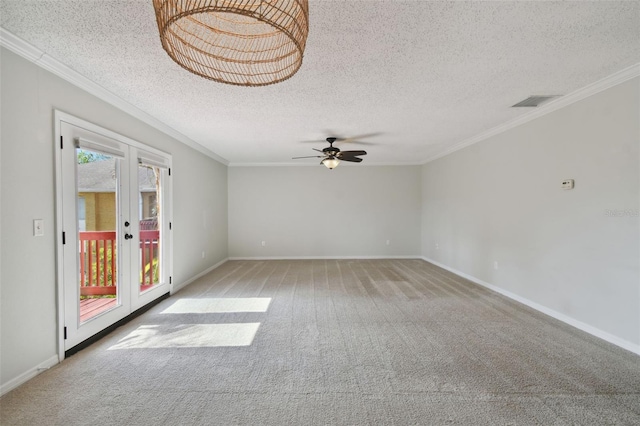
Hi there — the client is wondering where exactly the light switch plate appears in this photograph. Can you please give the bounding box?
[34,219,44,236]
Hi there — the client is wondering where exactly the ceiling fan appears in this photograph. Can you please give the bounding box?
[292,137,367,169]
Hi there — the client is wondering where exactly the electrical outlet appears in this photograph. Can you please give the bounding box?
[201,251,206,259]
[493,261,499,270]
[386,240,390,246]
[561,179,574,190]
[435,243,439,250]
[261,241,266,247]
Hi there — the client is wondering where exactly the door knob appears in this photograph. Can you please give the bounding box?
[124,221,130,227]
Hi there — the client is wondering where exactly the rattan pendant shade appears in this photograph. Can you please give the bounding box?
[152,0,309,86]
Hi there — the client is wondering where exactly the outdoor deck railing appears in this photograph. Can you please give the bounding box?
[140,230,159,287]
[79,230,159,296]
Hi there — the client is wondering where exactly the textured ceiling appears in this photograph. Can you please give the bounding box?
[1,1,639,165]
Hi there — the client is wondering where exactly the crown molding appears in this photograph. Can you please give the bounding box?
[422,63,640,164]
[228,161,424,167]
[0,27,229,166]
[229,162,323,167]
[0,27,43,62]
[4,27,636,169]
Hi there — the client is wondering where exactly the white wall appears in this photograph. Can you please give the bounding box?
[229,166,421,258]
[0,48,228,390]
[172,151,228,288]
[1,40,637,397]
[421,77,640,350]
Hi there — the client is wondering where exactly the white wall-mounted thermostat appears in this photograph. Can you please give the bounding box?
[561,179,574,190]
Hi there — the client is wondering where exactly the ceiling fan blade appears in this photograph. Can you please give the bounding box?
[339,150,367,157]
[312,148,324,153]
[300,133,381,145]
[339,156,363,163]
[336,133,381,144]
[292,155,324,159]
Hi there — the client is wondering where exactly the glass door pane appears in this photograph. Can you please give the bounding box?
[59,115,170,353]
[138,163,162,292]
[76,148,119,322]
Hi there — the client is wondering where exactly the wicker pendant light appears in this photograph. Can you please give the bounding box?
[152,0,309,87]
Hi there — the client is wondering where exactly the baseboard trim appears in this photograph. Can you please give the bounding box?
[421,257,640,356]
[228,255,423,261]
[1,354,59,397]
[2,257,231,395]
[172,258,229,293]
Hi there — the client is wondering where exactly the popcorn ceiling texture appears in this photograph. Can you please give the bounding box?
[1,1,639,164]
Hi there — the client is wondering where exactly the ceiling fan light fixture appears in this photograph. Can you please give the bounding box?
[152,0,309,87]
[322,157,340,169]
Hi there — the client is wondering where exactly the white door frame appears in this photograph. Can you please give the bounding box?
[54,110,173,361]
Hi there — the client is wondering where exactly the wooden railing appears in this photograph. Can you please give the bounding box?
[79,231,116,296]
[79,230,159,296]
[140,230,159,287]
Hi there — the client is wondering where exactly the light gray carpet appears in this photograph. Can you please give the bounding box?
[2,259,639,425]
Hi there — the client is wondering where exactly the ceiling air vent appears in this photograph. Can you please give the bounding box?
[512,95,560,108]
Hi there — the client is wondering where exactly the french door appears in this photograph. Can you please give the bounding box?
[56,113,172,353]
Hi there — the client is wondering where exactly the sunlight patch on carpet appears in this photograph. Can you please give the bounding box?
[108,323,261,349]
[161,298,272,314]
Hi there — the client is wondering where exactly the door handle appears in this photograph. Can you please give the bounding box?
[124,233,133,240]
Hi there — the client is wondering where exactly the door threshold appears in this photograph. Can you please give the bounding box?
[64,292,169,358]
